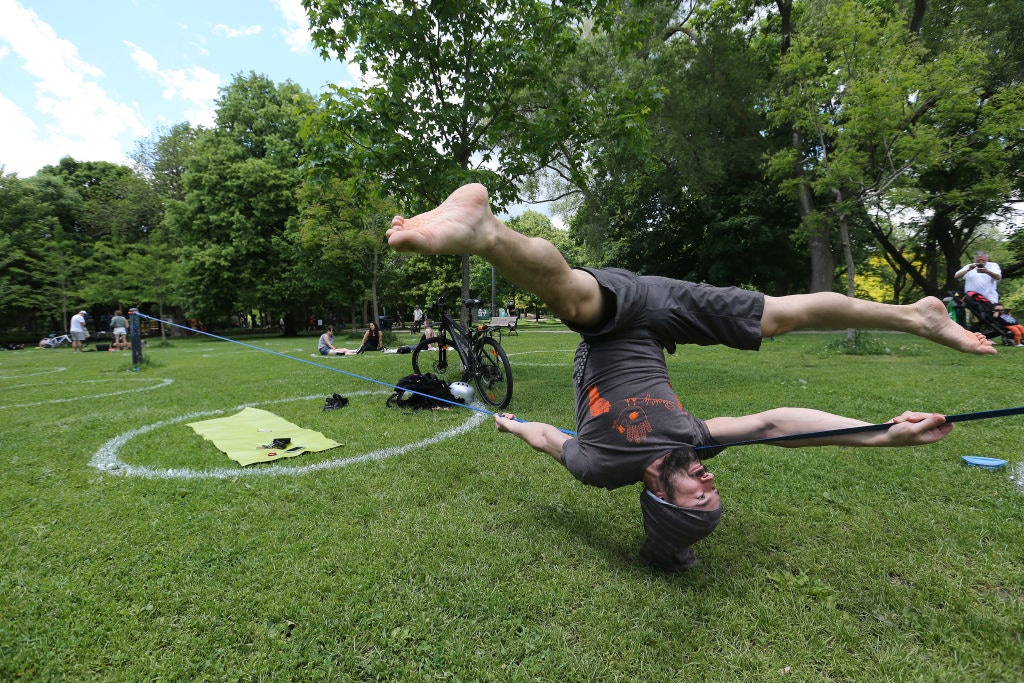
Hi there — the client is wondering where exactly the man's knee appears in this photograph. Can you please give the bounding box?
[551,269,606,327]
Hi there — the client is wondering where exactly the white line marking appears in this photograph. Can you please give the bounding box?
[0,378,174,410]
[0,366,68,379]
[89,391,487,480]
[505,349,575,367]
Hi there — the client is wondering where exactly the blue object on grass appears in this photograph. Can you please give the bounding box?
[961,456,1008,470]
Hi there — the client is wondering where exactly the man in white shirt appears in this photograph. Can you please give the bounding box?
[69,310,89,352]
[956,251,1002,303]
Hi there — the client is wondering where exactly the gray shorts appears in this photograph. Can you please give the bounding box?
[569,267,765,352]
[70,331,87,342]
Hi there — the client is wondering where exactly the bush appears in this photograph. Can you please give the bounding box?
[824,330,892,355]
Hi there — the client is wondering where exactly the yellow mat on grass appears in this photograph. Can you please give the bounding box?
[187,407,341,466]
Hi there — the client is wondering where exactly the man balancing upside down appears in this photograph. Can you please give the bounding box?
[387,183,995,571]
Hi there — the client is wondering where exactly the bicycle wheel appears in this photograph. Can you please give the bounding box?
[411,336,462,382]
[473,337,513,409]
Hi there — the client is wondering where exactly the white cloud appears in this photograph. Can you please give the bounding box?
[212,23,262,39]
[274,0,312,53]
[0,0,148,174]
[0,92,41,176]
[125,41,219,127]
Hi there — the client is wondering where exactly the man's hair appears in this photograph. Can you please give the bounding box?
[639,446,722,572]
[658,447,699,498]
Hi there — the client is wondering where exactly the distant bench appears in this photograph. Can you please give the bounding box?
[486,316,518,335]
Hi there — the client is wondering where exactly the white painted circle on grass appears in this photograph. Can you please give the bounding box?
[89,391,487,480]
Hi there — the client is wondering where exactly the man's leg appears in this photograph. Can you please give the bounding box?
[388,184,605,328]
[762,292,996,355]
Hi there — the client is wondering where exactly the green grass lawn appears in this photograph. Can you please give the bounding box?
[2,325,1022,681]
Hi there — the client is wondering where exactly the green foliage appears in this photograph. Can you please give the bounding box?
[562,0,809,292]
[823,330,896,356]
[4,0,1022,337]
[304,0,593,209]
[165,73,315,320]
[0,169,84,330]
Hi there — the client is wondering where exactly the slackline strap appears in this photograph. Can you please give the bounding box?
[695,405,1024,450]
[132,313,1022,444]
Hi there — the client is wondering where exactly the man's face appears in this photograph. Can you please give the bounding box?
[667,461,720,510]
[976,255,989,266]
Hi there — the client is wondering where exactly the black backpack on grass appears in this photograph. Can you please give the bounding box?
[386,373,458,411]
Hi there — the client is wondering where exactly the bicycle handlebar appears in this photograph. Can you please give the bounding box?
[428,294,482,312]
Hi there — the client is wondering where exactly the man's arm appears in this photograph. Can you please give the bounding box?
[494,413,571,463]
[705,408,952,448]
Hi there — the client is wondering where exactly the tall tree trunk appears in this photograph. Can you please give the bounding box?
[779,0,834,293]
[834,188,857,342]
[370,245,380,329]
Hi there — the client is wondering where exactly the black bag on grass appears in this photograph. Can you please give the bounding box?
[386,373,458,411]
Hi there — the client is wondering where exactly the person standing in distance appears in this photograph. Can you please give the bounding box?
[955,251,1001,303]
[109,309,128,350]
[69,310,89,352]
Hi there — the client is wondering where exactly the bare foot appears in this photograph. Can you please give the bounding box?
[387,183,497,256]
[914,297,997,355]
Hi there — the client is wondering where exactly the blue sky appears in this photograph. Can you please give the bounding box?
[0,0,359,177]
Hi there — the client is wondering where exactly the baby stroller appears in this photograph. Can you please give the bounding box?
[962,292,1015,346]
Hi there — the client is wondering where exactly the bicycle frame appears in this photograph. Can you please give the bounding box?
[39,333,73,348]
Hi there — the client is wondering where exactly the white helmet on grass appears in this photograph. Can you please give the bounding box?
[449,381,475,403]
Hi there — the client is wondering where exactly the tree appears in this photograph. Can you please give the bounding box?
[292,174,401,330]
[303,0,593,323]
[558,0,808,293]
[165,73,315,323]
[130,123,205,340]
[471,210,590,317]
[0,171,77,331]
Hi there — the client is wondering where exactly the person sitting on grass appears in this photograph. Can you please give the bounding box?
[387,183,995,571]
[356,321,385,353]
[318,326,358,356]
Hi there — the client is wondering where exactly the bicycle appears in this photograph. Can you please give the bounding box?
[411,295,514,409]
[38,333,74,349]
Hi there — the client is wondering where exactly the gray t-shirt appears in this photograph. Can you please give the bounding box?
[559,268,764,489]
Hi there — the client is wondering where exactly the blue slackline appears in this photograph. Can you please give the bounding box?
[133,313,557,428]
[135,314,1022,446]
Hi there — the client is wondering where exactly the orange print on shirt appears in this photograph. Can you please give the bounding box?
[613,406,654,444]
[588,386,611,417]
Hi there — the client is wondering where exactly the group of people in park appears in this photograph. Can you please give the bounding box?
[318,321,386,356]
[61,309,129,352]
[316,314,439,357]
